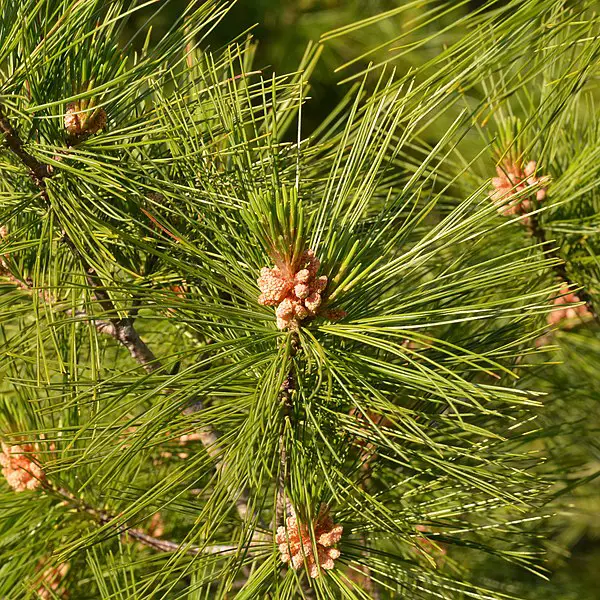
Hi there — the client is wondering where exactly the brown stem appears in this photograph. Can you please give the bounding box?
[88,314,160,374]
[59,231,163,373]
[274,334,322,600]
[0,106,52,185]
[52,486,240,556]
[69,303,252,522]
[276,421,289,527]
[276,336,298,528]
[528,213,600,324]
[351,420,381,598]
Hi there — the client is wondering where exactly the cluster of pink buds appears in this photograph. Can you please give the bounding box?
[258,249,341,330]
[276,504,343,578]
[0,442,45,492]
[547,284,592,328]
[490,160,547,225]
[36,562,70,600]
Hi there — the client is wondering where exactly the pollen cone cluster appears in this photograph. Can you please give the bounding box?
[276,505,343,578]
[36,563,70,600]
[64,102,106,137]
[490,160,547,224]
[0,442,45,492]
[548,284,592,328]
[258,249,345,329]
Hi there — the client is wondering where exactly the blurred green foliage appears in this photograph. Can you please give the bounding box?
[127,0,487,135]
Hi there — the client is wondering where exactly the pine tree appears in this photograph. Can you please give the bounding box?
[1,1,599,598]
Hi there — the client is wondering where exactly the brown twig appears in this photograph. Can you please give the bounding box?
[73,308,161,374]
[0,106,52,185]
[348,410,385,599]
[276,401,290,528]
[53,486,241,556]
[70,280,253,522]
[276,335,298,528]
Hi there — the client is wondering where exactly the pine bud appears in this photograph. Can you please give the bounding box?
[257,248,344,330]
[276,504,343,578]
[64,102,107,137]
[490,159,548,225]
[0,441,45,492]
[36,562,69,600]
[294,283,310,299]
[304,291,322,315]
[547,284,592,328]
[258,267,292,306]
[294,269,311,284]
[276,298,295,319]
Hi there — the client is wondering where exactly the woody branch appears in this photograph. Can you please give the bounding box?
[0,104,253,524]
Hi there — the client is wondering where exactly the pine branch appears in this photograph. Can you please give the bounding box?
[276,392,291,528]
[275,337,327,600]
[4,3,595,595]
[52,486,241,556]
[0,107,254,525]
[69,307,160,374]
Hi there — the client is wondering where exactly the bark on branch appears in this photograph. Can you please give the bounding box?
[0,106,52,184]
[53,486,242,556]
